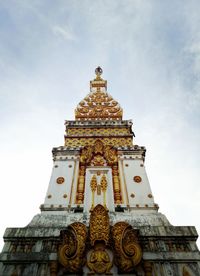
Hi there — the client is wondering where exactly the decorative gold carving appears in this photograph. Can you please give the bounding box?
[67,127,130,136]
[90,175,97,210]
[65,137,133,147]
[87,241,113,275]
[94,140,104,155]
[104,146,118,165]
[87,204,113,275]
[101,175,108,208]
[97,184,101,195]
[50,261,58,276]
[183,266,191,276]
[143,261,153,276]
[58,222,87,273]
[91,155,106,166]
[77,141,122,204]
[112,222,142,273]
[133,176,142,183]
[89,204,110,246]
[112,165,122,204]
[56,177,65,184]
[75,86,123,120]
[80,147,93,165]
[76,166,86,204]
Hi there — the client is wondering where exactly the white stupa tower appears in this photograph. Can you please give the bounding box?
[0,67,199,276]
[42,66,156,216]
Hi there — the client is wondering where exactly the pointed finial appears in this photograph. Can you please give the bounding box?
[90,66,107,91]
[95,66,103,79]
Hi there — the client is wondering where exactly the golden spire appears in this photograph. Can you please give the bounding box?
[75,67,123,121]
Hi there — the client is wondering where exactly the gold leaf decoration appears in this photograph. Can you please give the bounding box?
[75,91,123,120]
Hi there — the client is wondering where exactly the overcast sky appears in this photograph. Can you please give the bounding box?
[0,1,200,249]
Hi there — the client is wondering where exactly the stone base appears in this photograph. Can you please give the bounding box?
[0,212,200,275]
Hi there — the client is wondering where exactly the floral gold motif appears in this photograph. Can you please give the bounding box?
[89,204,110,246]
[91,155,106,166]
[56,177,65,184]
[133,176,142,183]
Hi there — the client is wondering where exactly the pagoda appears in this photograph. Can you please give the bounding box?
[0,67,200,275]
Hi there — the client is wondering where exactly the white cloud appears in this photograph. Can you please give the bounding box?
[52,25,76,41]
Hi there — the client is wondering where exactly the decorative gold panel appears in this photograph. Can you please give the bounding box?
[75,90,123,120]
[89,204,110,246]
[87,204,113,274]
[76,140,122,204]
[65,137,133,147]
[67,127,130,136]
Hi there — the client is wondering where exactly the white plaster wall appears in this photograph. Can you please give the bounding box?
[44,159,76,207]
[84,167,115,212]
[122,159,155,207]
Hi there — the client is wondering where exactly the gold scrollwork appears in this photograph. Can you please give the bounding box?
[58,222,87,273]
[111,222,142,273]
